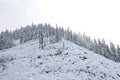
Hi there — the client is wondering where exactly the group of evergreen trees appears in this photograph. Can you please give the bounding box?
[0,30,13,50]
[0,23,120,62]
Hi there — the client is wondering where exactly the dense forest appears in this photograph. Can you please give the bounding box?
[0,23,120,62]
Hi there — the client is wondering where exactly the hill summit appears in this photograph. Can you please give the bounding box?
[0,39,120,80]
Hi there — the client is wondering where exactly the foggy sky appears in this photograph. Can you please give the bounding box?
[0,0,120,45]
[0,0,42,31]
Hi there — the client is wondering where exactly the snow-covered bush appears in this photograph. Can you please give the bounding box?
[55,42,65,56]
[55,48,62,55]
[0,56,13,64]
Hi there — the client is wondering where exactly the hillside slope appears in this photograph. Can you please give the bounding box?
[0,39,120,80]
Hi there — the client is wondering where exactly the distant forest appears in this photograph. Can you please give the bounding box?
[0,23,120,62]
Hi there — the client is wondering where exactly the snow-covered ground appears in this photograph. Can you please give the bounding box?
[0,39,120,80]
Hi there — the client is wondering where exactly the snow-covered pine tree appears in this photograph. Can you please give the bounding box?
[0,35,4,50]
[0,30,13,49]
[55,24,60,42]
[39,30,44,49]
[110,41,117,61]
[116,45,120,62]
[64,28,73,41]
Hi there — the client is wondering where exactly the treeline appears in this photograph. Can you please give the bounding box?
[0,23,120,62]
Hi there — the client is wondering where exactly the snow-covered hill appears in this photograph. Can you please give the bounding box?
[0,39,120,80]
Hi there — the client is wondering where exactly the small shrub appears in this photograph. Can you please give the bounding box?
[117,74,120,77]
[0,56,11,72]
[83,56,87,60]
[45,70,51,73]
[0,58,6,63]
[37,55,41,59]
[0,56,14,66]
[84,52,87,54]
[55,48,62,55]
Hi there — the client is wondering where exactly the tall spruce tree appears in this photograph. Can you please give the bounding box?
[0,35,4,50]
[39,30,44,49]
[117,45,120,62]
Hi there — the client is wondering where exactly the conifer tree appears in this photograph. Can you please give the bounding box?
[0,35,4,50]
[39,30,44,49]
[117,45,120,62]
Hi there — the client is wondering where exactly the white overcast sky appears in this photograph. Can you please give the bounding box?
[0,0,120,45]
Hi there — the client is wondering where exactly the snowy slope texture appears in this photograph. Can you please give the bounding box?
[0,39,120,80]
